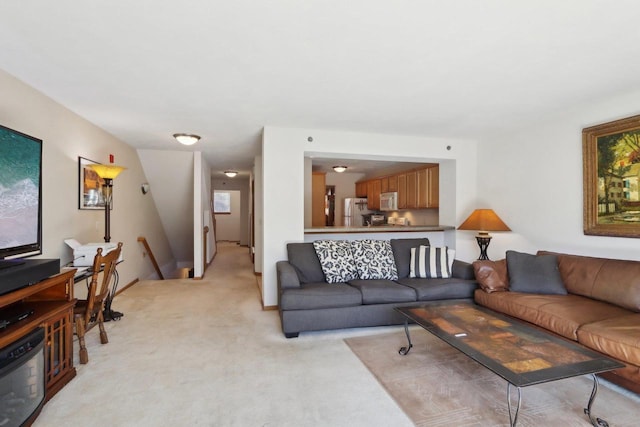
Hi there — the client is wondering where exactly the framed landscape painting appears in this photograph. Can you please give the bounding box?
[583,114,640,237]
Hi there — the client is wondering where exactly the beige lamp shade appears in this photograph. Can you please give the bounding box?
[88,164,126,180]
[458,209,511,235]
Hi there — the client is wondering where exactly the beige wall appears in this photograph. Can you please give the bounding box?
[0,69,174,285]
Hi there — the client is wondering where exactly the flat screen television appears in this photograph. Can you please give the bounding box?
[0,124,43,268]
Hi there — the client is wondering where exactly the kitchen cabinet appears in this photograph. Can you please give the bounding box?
[355,181,368,198]
[367,179,381,210]
[387,175,398,192]
[405,171,417,209]
[397,174,407,209]
[312,172,326,226]
[380,177,388,193]
[428,165,439,208]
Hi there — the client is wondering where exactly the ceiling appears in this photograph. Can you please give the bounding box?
[2,1,640,178]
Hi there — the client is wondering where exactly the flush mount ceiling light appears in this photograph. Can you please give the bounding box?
[224,171,238,178]
[173,133,201,146]
[332,166,347,173]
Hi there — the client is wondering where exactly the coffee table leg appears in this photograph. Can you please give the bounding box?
[398,319,413,355]
[584,374,610,427]
[507,383,521,427]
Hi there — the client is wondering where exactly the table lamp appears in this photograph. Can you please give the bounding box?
[458,209,511,260]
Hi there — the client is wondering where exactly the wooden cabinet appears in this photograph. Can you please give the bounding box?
[397,174,407,209]
[405,171,418,209]
[380,177,388,193]
[417,166,439,208]
[312,172,326,226]
[355,181,368,198]
[0,269,76,401]
[367,179,381,210]
[387,175,398,192]
[428,165,439,208]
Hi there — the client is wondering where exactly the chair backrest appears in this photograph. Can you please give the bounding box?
[84,242,123,323]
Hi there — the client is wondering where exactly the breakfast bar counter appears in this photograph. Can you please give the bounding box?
[303,225,454,245]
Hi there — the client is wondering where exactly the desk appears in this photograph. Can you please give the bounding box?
[71,262,123,321]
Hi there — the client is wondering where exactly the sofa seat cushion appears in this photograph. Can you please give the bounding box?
[396,278,477,301]
[577,314,640,367]
[348,279,416,304]
[475,290,631,340]
[280,283,362,310]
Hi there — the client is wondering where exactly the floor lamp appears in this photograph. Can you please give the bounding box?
[87,163,126,320]
[458,209,511,260]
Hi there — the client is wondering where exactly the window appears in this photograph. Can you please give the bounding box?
[213,191,231,214]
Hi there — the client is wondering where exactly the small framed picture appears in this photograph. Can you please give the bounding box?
[78,157,112,210]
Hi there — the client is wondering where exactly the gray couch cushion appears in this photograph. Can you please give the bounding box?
[280,283,362,310]
[287,243,325,284]
[348,279,417,304]
[396,278,477,301]
[390,238,431,279]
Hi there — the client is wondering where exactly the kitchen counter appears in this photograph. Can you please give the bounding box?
[304,225,454,234]
[303,225,455,245]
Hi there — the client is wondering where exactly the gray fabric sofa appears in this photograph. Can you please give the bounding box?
[276,238,477,338]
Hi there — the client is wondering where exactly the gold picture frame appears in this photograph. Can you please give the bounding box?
[583,114,640,237]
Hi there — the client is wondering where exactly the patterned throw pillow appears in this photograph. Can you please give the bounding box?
[312,240,359,284]
[409,246,451,278]
[350,240,399,280]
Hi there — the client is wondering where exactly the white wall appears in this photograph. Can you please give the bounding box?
[478,91,640,261]
[262,126,478,307]
[254,154,263,274]
[212,177,250,245]
[214,190,241,241]
[138,149,194,269]
[0,69,173,286]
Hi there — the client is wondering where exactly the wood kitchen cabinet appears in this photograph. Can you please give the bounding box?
[405,171,418,209]
[387,175,398,192]
[312,172,326,226]
[355,181,368,198]
[428,165,439,208]
[397,174,407,208]
[367,179,381,210]
[380,177,388,193]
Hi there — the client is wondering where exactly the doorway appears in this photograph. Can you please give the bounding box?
[325,185,335,226]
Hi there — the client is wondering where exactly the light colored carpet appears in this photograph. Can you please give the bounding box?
[345,330,640,426]
[33,243,413,427]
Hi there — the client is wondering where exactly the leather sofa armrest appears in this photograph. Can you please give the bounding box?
[452,259,475,280]
[277,261,302,290]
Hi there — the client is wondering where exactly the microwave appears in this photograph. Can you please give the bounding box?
[380,192,398,211]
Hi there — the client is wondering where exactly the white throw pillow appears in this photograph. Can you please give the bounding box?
[312,240,359,284]
[350,239,399,280]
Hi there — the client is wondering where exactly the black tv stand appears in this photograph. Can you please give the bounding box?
[0,259,26,270]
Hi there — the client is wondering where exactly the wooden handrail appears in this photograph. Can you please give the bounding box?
[137,236,164,280]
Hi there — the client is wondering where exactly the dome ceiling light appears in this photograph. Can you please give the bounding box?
[332,166,347,173]
[173,133,201,146]
[224,171,238,178]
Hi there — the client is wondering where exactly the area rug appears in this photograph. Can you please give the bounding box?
[345,329,640,426]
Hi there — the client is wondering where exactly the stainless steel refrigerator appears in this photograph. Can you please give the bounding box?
[343,198,371,226]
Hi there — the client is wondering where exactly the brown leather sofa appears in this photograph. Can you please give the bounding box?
[474,251,640,393]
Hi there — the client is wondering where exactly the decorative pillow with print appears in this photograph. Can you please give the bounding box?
[409,245,451,279]
[350,239,399,280]
[312,240,359,284]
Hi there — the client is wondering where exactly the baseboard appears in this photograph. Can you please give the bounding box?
[254,272,262,276]
[262,305,278,311]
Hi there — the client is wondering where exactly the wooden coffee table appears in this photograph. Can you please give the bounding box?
[395,301,625,427]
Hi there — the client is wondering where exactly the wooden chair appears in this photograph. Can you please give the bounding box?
[74,242,123,364]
